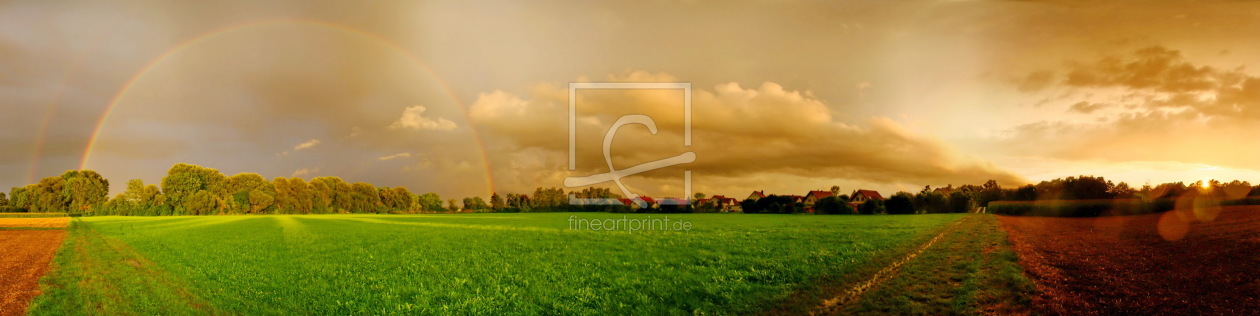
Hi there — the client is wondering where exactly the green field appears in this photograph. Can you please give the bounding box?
[30,213,977,315]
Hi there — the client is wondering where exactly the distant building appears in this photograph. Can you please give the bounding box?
[709,195,739,212]
[746,190,766,201]
[850,189,884,203]
[803,190,834,207]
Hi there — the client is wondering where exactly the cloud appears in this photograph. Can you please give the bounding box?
[291,167,318,178]
[1068,101,1108,114]
[378,153,411,161]
[293,139,321,151]
[389,105,456,131]
[470,71,1028,196]
[999,45,1260,171]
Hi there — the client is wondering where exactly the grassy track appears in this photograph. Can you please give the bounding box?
[844,214,1034,315]
[29,213,964,314]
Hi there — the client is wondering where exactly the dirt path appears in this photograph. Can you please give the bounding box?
[0,230,67,316]
[999,206,1260,314]
[809,217,968,315]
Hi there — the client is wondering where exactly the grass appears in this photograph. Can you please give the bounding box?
[846,214,1035,315]
[30,213,965,315]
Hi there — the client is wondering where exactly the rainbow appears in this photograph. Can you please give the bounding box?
[76,18,496,196]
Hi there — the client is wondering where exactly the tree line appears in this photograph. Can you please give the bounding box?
[0,164,634,215]
[5,166,1257,217]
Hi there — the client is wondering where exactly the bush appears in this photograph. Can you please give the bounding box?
[886,193,915,215]
[858,199,885,215]
[815,197,855,215]
[0,206,29,213]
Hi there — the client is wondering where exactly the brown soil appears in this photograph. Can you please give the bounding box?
[0,230,66,316]
[0,217,70,228]
[999,206,1260,315]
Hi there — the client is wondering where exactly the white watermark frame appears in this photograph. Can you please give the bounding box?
[564,82,693,207]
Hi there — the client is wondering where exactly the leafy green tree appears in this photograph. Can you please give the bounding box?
[379,187,413,213]
[161,163,226,215]
[29,176,66,213]
[446,199,460,212]
[9,187,29,211]
[416,193,444,213]
[886,192,915,214]
[248,189,275,214]
[490,193,504,212]
[185,190,222,215]
[462,196,489,212]
[0,192,7,208]
[348,182,380,213]
[61,170,110,214]
[309,176,344,214]
[530,187,566,211]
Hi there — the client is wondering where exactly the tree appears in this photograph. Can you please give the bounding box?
[248,189,274,214]
[28,176,66,213]
[814,196,854,215]
[9,187,29,211]
[184,190,222,215]
[462,196,489,212]
[830,185,841,197]
[740,199,760,214]
[417,193,444,213]
[530,187,566,211]
[915,191,949,213]
[753,195,798,214]
[978,180,1004,207]
[447,199,460,212]
[886,192,915,214]
[349,182,381,213]
[380,187,414,213]
[310,176,345,214]
[947,191,972,213]
[161,163,226,215]
[490,193,504,212]
[61,170,110,214]
[0,192,7,208]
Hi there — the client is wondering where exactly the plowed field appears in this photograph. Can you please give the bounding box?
[0,230,66,316]
[999,206,1260,315]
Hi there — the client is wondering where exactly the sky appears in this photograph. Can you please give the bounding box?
[4,0,1260,200]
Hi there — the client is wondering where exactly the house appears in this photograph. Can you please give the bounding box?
[746,190,766,202]
[788,195,805,204]
[851,189,884,202]
[803,190,834,207]
[630,196,658,209]
[709,195,740,212]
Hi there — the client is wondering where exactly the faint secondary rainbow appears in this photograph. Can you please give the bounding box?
[78,18,496,196]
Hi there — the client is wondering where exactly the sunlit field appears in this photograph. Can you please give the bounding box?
[30,213,966,314]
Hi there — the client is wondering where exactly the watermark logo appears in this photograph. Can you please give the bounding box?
[563,83,694,207]
[568,215,693,232]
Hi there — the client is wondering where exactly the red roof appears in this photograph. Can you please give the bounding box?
[637,196,657,204]
[710,195,737,204]
[806,190,833,200]
[749,190,766,198]
[854,190,884,200]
